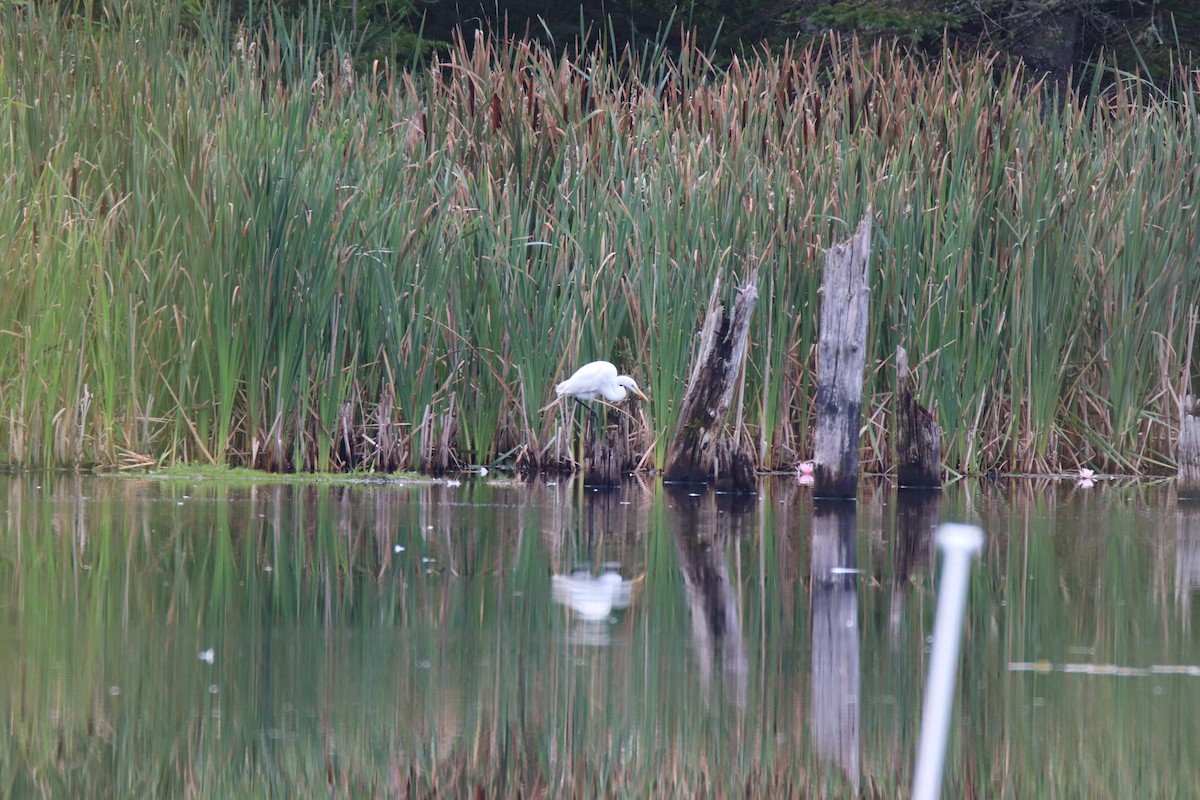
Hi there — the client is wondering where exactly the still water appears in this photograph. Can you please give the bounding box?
[2,473,1198,798]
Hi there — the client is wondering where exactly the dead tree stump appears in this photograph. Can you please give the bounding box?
[1179,395,1200,498]
[895,346,942,489]
[813,209,873,499]
[583,408,635,488]
[713,437,757,493]
[663,269,759,492]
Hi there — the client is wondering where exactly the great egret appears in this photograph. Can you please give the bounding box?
[555,360,649,405]
[553,360,649,434]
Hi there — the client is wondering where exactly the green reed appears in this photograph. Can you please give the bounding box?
[2,4,1199,475]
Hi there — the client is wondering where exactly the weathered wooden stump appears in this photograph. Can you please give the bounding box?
[895,346,942,489]
[663,269,760,492]
[813,209,873,499]
[1179,394,1200,498]
[583,407,636,487]
[712,437,756,493]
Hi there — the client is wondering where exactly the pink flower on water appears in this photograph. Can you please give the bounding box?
[797,461,814,485]
[1077,467,1095,488]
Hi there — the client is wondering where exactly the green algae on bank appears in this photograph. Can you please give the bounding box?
[139,464,429,485]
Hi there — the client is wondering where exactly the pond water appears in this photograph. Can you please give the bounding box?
[2,473,1198,797]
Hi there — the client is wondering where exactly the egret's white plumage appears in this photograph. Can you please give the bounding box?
[555,360,649,404]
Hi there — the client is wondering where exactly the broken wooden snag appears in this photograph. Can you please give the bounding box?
[895,346,942,489]
[813,209,873,499]
[663,268,760,493]
[582,407,638,487]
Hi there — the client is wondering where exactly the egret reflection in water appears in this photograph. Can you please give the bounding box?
[551,567,634,629]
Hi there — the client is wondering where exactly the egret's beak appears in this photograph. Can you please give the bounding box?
[633,386,650,402]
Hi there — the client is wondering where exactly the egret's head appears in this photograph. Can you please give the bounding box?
[617,376,649,402]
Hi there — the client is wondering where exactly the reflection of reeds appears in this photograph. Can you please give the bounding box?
[4,476,1200,794]
[2,7,1199,477]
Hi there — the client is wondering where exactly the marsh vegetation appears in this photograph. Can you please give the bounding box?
[3,4,1198,476]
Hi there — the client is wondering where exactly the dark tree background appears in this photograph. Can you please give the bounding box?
[189,1,1199,84]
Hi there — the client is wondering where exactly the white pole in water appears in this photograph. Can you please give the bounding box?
[912,523,985,800]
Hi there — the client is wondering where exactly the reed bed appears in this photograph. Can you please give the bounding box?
[2,4,1199,475]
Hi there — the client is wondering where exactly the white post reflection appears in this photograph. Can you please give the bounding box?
[912,523,984,800]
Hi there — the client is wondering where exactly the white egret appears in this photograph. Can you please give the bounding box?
[555,360,649,404]
[554,360,649,432]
